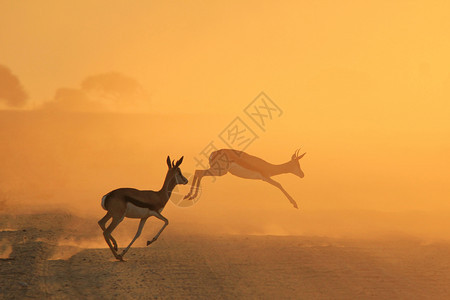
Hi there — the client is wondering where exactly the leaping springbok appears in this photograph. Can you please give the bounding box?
[98,156,188,261]
[184,149,306,209]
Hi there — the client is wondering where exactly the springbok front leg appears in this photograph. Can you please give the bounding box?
[120,217,148,258]
[262,177,299,209]
[103,215,125,261]
[98,212,118,251]
[146,212,169,246]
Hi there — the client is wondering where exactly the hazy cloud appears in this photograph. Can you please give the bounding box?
[0,65,28,107]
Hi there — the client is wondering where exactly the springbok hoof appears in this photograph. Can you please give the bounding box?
[116,255,125,262]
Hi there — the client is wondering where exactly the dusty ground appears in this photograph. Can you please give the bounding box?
[1,212,450,299]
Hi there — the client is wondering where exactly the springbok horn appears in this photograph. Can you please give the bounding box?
[175,156,184,167]
[297,152,306,160]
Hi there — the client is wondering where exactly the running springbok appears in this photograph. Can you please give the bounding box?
[98,156,188,261]
[184,149,306,209]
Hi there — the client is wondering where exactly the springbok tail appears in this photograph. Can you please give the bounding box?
[101,193,110,210]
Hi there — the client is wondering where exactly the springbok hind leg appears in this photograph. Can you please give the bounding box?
[103,216,125,261]
[98,212,118,251]
[186,170,204,200]
[262,177,299,209]
[183,172,199,199]
[185,168,227,200]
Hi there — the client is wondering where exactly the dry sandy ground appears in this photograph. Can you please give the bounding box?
[1,212,450,299]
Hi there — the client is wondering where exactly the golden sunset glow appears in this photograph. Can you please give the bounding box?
[1,1,449,237]
[2,1,450,298]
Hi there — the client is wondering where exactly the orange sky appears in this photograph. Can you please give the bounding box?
[1,1,449,113]
[1,1,449,237]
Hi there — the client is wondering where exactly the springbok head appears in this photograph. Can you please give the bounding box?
[291,148,306,178]
[166,156,189,185]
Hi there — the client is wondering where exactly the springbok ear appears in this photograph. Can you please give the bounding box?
[175,156,184,167]
[297,152,306,160]
[172,160,175,168]
[166,156,171,169]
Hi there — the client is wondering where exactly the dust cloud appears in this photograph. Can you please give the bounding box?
[0,109,449,244]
